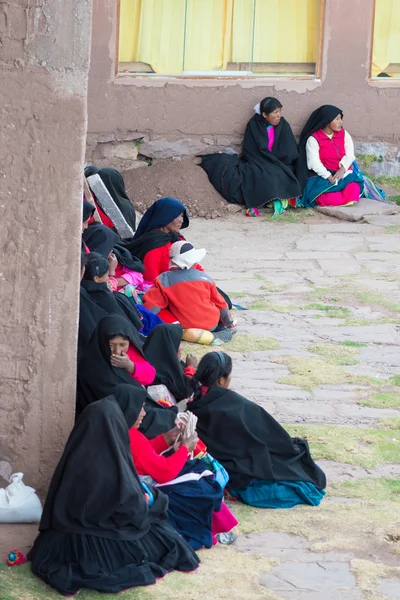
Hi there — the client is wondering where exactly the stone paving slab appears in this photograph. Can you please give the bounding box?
[379,579,400,599]
[260,562,360,598]
[316,198,400,222]
[296,237,365,252]
[364,213,400,227]
[320,460,400,482]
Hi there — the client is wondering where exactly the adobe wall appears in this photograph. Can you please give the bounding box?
[87,0,400,167]
[0,0,92,529]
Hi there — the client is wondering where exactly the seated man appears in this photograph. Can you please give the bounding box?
[143,241,234,332]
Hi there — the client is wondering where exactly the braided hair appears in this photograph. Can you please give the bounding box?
[192,352,232,401]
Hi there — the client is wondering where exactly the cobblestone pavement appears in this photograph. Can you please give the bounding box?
[185,212,400,600]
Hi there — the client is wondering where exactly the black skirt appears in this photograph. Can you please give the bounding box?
[29,523,199,595]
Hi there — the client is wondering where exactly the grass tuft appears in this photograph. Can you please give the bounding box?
[307,342,360,365]
[359,392,400,410]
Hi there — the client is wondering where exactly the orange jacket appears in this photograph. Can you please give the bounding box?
[143,268,232,331]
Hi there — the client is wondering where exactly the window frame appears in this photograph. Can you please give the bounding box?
[368,0,400,85]
[115,0,326,81]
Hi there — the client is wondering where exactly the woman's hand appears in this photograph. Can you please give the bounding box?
[164,426,181,446]
[334,165,346,181]
[186,354,198,369]
[328,174,337,184]
[108,252,118,276]
[106,280,114,292]
[110,352,135,374]
[182,433,198,453]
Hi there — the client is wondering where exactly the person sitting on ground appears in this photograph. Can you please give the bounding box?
[188,352,327,509]
[114,384,238,551]
[143,241,235,333]
[126,197,232,309]
[82,252,144,332]
[78,251,107,360]
[84,166,137,231]
[201,97,301,216]
[125,197,190,282]
[76,316,192,435]
[29,396,199,596]
[297,105,378,207]
[82,200,96,253]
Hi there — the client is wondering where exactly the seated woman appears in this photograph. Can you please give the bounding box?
[201,97,301,216]
[78,251,107,360]
[29,397,199,596]
[83,222,148,291]
[82,199,95,253]
[297,105,382,207]
[126,197,189,282]
[84,166,137,232]
[188,352,326,509]
[126,197,232,310]
[77,315,192,435]
[82,252,144,332]
[114,384,238,551]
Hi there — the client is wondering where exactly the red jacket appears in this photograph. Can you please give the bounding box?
[129,428,189,484]
[143,268,232,331]
[313,128,346,172]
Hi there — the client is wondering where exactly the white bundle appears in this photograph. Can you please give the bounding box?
[176,411,198,437]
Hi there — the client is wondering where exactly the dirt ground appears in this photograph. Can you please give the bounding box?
[2,210,400,600]
[123,158,232,218]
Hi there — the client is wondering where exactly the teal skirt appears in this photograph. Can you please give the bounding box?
[227,479,325,509]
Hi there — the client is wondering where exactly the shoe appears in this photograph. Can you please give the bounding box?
[215,531,237,545]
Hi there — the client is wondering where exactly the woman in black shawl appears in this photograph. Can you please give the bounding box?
[85,166,137,231]
[201,97,301,213]
[29,397,199,595]
[82,252,143,331]
[188,352,326,508]
[76,316,191,435]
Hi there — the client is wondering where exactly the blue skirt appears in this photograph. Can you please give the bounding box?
[227,479,326,509]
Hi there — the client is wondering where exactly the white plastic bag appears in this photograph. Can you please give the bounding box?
[0,473,42,523]
[147,384,176,406]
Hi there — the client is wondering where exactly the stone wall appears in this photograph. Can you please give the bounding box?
[0,0,92,518]
[87,0,400,172]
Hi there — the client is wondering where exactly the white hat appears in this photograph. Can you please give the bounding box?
[170,241,206,269]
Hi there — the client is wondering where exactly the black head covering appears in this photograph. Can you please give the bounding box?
[80,280,143,332]
[39,396,168,540]
[82,200,95,222]
[84,166,99,177]
[297,104,343,187]
[113,383,148,428]
[78,287,108,361]
[83,223,144,273]
[188,386,327,490]
[77,316,177,435]
[143,324,192,401]
[96,168,137,232]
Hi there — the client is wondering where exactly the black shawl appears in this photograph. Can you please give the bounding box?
[83,223,144,273]
[80,280,143,332]
[113,383,148,428]
[188,386,326,489]
[201,115,301,208]
[123,230,182,263]
[78,287,108,361]
[39,397,168,540]
[76,315,177,435]
[97,167,137,232]
[143,324,192,401]
[82,200,95,222]
[297,104,344,188]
